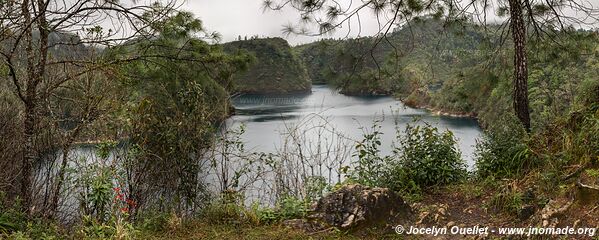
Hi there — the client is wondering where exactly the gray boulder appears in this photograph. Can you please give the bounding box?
[309,184,412,230]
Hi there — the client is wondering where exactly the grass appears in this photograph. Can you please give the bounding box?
[138,220,366,240]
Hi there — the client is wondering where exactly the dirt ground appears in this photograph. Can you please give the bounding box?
[393,183,599,240]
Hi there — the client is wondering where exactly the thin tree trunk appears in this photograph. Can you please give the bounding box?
[48,122,82,218]
[508,0,532,131]
[20,0,35,216]
[21,102,35,215]
[20,0,50,215]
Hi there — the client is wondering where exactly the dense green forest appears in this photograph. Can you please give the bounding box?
[1,0,599,239]
[223,37,311,94]
[297,17,599,128]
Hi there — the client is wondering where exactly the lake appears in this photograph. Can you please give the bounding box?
[53,85,484,211]
[228,85,482,167]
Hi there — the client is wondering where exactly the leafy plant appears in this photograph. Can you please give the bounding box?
[486,186,524,216]
[0,200,63,240]
[383,121,466,194]
[276,196,309,220]
[348,120,389,187]
[76,161,114,223]
[0,212,18,235]
[252,196,310,225]
[304,176,328,202]
[586,169,599,179]
[137,212,170,233]
[200,191,246,224]
[475,114,532,178]
[78,214,137,240]
[347,119,466,196]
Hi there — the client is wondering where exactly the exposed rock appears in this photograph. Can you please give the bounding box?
[417,204,449,225]
[309,184,412,230]
[538,199,572,227]
[446,221,457,228]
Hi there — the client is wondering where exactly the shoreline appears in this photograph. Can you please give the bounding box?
[331,86,480,121]
[407,102,478,119]
[399,96,480,121]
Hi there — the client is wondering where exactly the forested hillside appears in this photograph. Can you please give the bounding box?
[296,18,487,96]
[223,37,311,94]
[296,17,599,129]
[2,1,599,239]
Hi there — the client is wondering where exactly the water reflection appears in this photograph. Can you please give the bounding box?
[230,85,482,167]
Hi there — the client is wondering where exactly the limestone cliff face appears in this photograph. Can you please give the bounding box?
[223,37,311,94]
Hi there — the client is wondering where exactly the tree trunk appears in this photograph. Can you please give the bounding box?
[21,100,35,215]
[20,0,35,215]
[19,0,49,215]
[508,0,531,131]
[48,125,82,219]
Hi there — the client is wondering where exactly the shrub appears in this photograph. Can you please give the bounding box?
[200,193,310,226]
[304,176,328,202]
[250,196,310,225]
[136,211,173,233]
[348,120,389,187]
[475,114,532,178]
[75,159,115,223]
[200,191,246,224]
[276,196,309,220]
[487,189,524,216]
[383,122,466,194]
[0,203,63,239]
[201,202,246,225]
[78,214,137,240]
[0,204,20,235]
[347,120,466,195]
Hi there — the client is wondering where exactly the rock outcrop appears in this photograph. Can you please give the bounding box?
[309,184,412,230]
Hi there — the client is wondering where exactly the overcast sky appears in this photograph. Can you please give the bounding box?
[125,0,598,46]
[182,0,384,45]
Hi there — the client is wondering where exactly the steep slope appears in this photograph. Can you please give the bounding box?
[223,37,311,94]
[295,18,488,96]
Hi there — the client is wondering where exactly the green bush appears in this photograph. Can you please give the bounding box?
[348,120,389,187]
[0,205,63,240]
[304,176,328,202]
[475,114,532,178]
[77,214,137,240]
[383,122,466,193]
[487,188,524,216]
[200,194,310,226]
[201,202,246,224]
[200,191,247,224]
[0,195,62,239]
[276,196,309,220]
[0,207,20,235]
[347,120,466,196]
[250,196,310,225]
[137,212,170,232]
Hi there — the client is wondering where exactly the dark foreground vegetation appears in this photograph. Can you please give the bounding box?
[1,0,599,239]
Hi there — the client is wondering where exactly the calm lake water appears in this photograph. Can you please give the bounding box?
[228,85,482,167]
[56,85,483,210]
